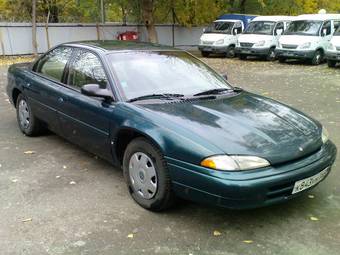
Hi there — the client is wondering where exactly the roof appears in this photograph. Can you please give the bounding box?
[63,40,176,52]
[295,14,340,21]
[252,16,295,22]
[214,19,241,23]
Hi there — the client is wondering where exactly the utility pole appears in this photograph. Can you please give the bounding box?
[32,0,38,56]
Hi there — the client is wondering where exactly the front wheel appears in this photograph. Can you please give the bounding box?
[16,94,44,136]
[327,60,337,68]
[311,50,323,65]
[266,48,276,61]
[123,137,175,211]
[226,45,236,58]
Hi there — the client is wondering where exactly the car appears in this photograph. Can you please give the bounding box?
[326,25,340,67]
[6,40,337,211]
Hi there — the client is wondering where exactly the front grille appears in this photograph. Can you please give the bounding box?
[240,42,254,47]
[202,41,214,45]
[282,44,298,49]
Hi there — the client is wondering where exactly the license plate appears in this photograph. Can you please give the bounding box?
[292,167,330,194]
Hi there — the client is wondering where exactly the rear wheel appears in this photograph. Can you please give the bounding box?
[266,47,276,61]
[123,137,175,211]
[16,94,44,136]
[327,60,337,68]
[311,50,323,65]
[226,45,236,58]
[201,51,210,57]
[239,54,247,60]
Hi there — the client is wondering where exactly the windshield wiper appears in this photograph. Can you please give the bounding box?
[128,93,184,102]
[194,88,234,96]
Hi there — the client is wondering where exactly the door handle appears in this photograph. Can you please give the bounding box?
[58,97,64,103]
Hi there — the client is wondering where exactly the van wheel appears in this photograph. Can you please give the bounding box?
[327,60,337,68]
[201,51,210,57]
[311,50,323,65]
[266,48,276,61]
[226,45,236,58]
[239,54,247,60]
[123,137,175,211]
[16,94,44,136]
[278,57,286,63]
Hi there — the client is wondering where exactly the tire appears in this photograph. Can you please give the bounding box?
[311,50,323,65]
[201,51,210,57]
[266,47,276,61]
[327,60,337,68]
[123,137,175,211]
[278,57,286,63]
[16,94,44,136]
[239,54,247,60]
[226,45,236,58]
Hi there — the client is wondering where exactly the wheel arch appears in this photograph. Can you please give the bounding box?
[12,88,22,108]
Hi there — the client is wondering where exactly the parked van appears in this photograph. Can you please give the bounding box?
[276,14,340,65]
[198,14,256,58]
[326,26,340,67]
[235,16,294,61]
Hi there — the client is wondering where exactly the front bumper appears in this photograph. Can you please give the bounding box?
[198,45,228,54]
[235,47,270,56]
[275,49,315,59]
[167,141,337,209]
[325,51,340,61]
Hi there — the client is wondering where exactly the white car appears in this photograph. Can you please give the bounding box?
[276,14,340,65]
[198,19,245,58]
[326,26,340,67]
[235,16,294,61]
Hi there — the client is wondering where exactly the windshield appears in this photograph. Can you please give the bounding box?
[108,51,231,100]
[205,21,234,34]
[334,26,340,36]
[244,21,276,35]
[284,20,322,36]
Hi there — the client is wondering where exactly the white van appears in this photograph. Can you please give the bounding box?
[326,26,340,67]
[276,14,340,65]
[235,16,294,61]
[198,19,246,58]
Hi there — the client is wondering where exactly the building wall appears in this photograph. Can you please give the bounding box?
[0,23,204,55]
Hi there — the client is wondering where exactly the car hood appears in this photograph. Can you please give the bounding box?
[140,92,322,165]
[200,33,230,42]
[279,35,319,46]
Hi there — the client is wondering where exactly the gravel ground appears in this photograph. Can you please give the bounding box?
[0,56,339,255]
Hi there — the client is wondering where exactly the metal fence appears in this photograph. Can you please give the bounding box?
[0,23,204,55]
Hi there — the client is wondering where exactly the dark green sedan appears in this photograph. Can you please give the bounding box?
[6,41,337,211]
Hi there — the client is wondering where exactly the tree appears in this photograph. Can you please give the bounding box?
[32,0,38,56]
[141,0,158,43]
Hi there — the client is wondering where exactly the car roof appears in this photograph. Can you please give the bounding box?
[252,16,295,22]
[214,19,240,23]
[295,14,340,21]
[62,40,177,53]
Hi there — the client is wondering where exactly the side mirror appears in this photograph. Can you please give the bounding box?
[276,29,283,36]
[221,73,228,81]
[203,28,206,33]
[233,28,238,35]
[81,84,113,101]
[322,28,327,37]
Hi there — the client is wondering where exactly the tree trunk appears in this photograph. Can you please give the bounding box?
[32,0,38,56]
[239,0,247,14]
[141,0,158,43]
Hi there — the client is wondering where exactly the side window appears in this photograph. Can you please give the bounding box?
[36,47,73,82]
[274,22,284,35]
[322,20,331,36]
[67,50,108,90]
[334,20,340,33]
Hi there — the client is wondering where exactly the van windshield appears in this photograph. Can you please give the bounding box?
[205,21,234,34]
[243,21,276,35]
[284,20,322,36]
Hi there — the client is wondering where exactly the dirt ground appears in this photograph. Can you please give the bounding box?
[0,56,339,255]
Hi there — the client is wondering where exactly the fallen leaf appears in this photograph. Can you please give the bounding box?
[243,240,253,244]
[308,195,315,199]
[310,216,319,221]
[127,233,134,238]
[11,179,18,183]
[63,165,67,169]
[22,218,32,222]
[69,181,76,185]
[213,230,222,236]
[56,175,61,179]
[24,150,36,154]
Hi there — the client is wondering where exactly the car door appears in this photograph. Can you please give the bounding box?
[57,48,114,161]
[26,46,73,133]
[321,20,332,50]
[273,22,284,47]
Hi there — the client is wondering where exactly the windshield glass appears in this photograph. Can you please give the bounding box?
[108,51,231,100]
[205,21,234,34]
[334,26,340,36]
[243,21,276,35]
[284,20,322,36]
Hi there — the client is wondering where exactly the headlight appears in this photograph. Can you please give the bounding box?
[322,128,329,143]
[215,39,225,45]
[200,155,270,171]
[299,42,311,49]
[254,40,266,47]
[328,43,336,51]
